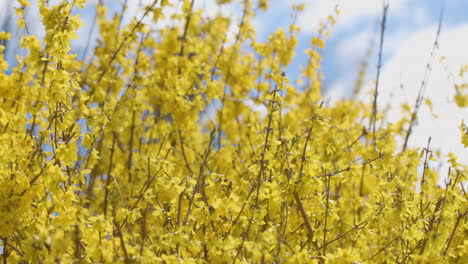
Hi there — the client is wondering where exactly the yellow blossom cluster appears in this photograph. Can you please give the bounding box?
[0,0,467,263]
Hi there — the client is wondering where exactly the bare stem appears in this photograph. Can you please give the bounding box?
[103,132,116,218]
[183,128,216,225]
[177,0,195,75]
[322,175,331,256]
[402,10,443,151]
[369,1,389,145]
[441,210,467,256]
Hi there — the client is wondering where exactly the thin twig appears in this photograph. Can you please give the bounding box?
[217,0,248,150]
[441,209,467,256]
[402,10,443,151]
[367,236,398,261]
[178,0,196,75]
[103,132,117,218]
[183,128,216,225]
[2,238,24,257]
[114,219,131,264]
[419,196,444,255]
[232,82,280,263]
[81,0,103,61]
[293,125,315,240]
[89,0,159,95]
[322,174,331,256]
[319,220,368,251]
[369,1,389,145]
[118,145,172,230]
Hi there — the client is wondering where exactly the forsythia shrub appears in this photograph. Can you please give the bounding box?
[0,0,467,263]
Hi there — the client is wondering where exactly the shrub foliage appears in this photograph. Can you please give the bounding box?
[0,0,467,263]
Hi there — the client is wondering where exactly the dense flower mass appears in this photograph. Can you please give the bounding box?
[0,0,467,263]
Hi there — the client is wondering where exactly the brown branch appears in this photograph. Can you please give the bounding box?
[314,152,383,179]
[2,237,8,263]
[127,110,136,183]
[103,132,117,218]
[183,128,216,225]
[176,187,188,227]
[89,0,159,95]
[177,0,195,75]
[118,147,172,231]
[217,0,248,150]
[419,137,431,220]
[367,236,398,261]
[80,0,103,61]
[419,196,444,255]
[178,130,194,174]
[441,210,467,256]
[402,10,443,151]
[369,1,389,145]
[318,220,368,251]
[74,225,82,262]
[114,219,131,264]
[139,207,148,256]
[2,238,24,258]
[322,174,331,257]
[288,125,315,240]
[232,81,280,263]
[210,33,227,81]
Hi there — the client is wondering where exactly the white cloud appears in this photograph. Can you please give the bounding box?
[413,5,430,25]
[244,98,268,119]
[325,80,348,102]
[0,2,9,21]
[357,24,468,164]
[382,29,413,56]
[297,0,408,34]
[335,28,373,71]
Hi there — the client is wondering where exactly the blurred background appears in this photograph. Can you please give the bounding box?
[1,0,467,167]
